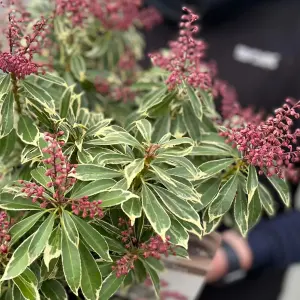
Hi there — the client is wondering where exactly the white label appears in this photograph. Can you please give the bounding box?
[233,44,281,70]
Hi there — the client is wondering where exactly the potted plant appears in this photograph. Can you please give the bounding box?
[0,1,298,299]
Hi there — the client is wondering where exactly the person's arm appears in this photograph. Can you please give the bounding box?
[207,210,300,283]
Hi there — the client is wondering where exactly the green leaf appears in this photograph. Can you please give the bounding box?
[258,184,275,215]
[124,158,144,188]
[31,166,53,192]
[185,83,203,120]
[73,164,121,181]
[121,197,142,224]
[156,156,198,179]
[190,145,230,156]
[133,259,148,283]
[99,272,125,300]
[35,73,67,86]
[79,242,102,300]
[151,185,200,227]
[182,100,201,141]
[248,189,262,230]
[152,115,171,142]
[267,175,290,206]
[135,119,152,142]
[209,174,238,220]
[246,165,258,201]
[100,189,139,208]
[28,213,55,262]
[12,284,26,300]
[0,74,11,97]
[161,137,194,148]
[61,211,79,246]
[199,158,235,178]
[22,81,55,110]
[61,223,81,295]
[142,260,160,297]
[44,226,61,271]
[0,129,17,157]
[1,236,33,281]
[0,91,14,137]
[95,151,133,165]
[59,87,72,118]
[141,183,171,239]
[13,271,40,300]
[70,55,86,82]
[87,131,143,151]
[196,178,221,210]
[167,217,189,248]
[234,185,248,237]
[0,193,41,211]
[9,211,46,246]
[72,215,111,261]
[71,179,116,199]
[138,87,168,113]
[41,280,68,300]
[17,115,39,145]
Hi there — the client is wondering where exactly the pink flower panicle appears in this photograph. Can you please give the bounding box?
[0,211,11,255]
[0,4,50,78]
[150,7,211,90]
[137,6,162,30]
[20,131,104,217]
[55,0,89,27]
[90,0,161,31]
[113,218,175,277]
[221,99,300,179]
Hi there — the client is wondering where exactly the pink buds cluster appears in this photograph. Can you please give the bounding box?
[55,0,89,27]
[71,196,104,219]
[0,4,50,78]
[221,99,300,178]
[42,131,77,203]
[20,181,48,208]
[113,218,175,277]
[0,211,11,254]
[21,131,104,217]
[150,7,211,90]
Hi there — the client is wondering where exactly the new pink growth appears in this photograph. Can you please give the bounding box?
[221,99,300,179]
[150,7,211,90]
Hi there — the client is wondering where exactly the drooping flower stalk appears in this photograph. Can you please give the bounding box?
[221,99,300,179]
[0,211,11,255]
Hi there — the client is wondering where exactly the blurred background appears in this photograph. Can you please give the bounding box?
[143,0,300,299]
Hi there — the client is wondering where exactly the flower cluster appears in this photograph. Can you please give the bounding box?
[71,196,103,219]
[21,131,104,218]
[0,211,10,254]
[150,7,211,90]
[136,6,163,30]
[113,218,175,277]
[90,0,161,31]
[55,0,89,27]
[221,99,300,178]
[0,4,50,78]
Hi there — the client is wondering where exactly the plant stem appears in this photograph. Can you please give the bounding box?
[11,73,22,114]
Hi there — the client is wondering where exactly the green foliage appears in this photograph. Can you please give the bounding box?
[0,1,292,299]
